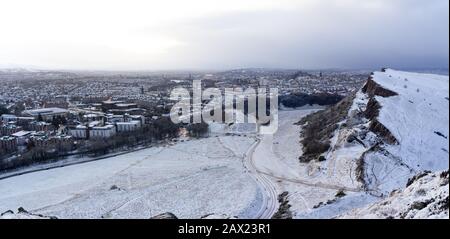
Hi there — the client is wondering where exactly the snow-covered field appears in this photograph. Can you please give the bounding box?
[0,136,261,219]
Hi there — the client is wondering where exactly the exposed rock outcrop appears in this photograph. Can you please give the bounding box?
[298,74,400,163]
[362,77,398,98]
[201,214,238,219]
[299,69,448,214]
[150,212,178,219]
[150,212,238,219]
[339,171,449,219]
[272,192,293,219]
[362,80,398,145]
[1,207,57,219]
[369,119,398,145]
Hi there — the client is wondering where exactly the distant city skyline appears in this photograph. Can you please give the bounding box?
[0,0,448,71]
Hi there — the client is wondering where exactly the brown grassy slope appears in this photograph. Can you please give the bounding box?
[297,93,356,162]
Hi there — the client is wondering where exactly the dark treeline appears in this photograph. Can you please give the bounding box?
[186,122,209,138]
[0,141,75,172]
[0,105,9,115]
[279,93,344,108]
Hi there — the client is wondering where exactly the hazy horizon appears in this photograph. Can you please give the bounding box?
[2,64,449,75]
[1,0,448,71]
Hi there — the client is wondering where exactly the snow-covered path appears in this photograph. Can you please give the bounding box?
[242,138,279,219]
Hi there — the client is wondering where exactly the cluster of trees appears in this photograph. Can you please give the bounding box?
[51,115,67,128]
[0,141,75,171]
[280,93,344,108]
[9,102,25,115]
[36,114,68,128]
[186,122,209,138]
[0,105,9,115]
[139,101,171,117]
[151,117,180,139]
[0,147,9,158]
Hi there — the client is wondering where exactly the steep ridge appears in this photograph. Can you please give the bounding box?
[357,69,449,195]
[298,69,449,217]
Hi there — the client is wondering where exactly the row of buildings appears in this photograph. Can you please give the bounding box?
[1,102,150,157]
[0,128,75,154]
[68,114,144,139]
[1,108,72,154]
[1,106,146,155]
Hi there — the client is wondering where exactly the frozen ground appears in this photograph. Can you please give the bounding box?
[0,136,261,219]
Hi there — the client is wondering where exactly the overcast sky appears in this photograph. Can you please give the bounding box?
[0,0,448,71]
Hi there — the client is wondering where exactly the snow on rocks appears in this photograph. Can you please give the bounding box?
[360,69,449,194]
[372,69,449,172]
[318,69,449,196]
[1,207,57,219]
[339,170,449,219]
[150,212,178,219]
[293,69,448,218]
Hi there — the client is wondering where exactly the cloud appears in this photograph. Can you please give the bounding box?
[0,0,448,70]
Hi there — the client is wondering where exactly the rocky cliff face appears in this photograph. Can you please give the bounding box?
[339,170,449,219]
[299,69,448,218]
[302,69,448,193]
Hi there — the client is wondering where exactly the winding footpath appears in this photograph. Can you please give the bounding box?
[216,136,279,219]
[243,138,279,219]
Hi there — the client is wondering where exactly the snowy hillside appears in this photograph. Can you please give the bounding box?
[314,69,449,195]
[296,69,448,218]
[374,69,449,172]
[339,170,449,219]
[360,69,449,194]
